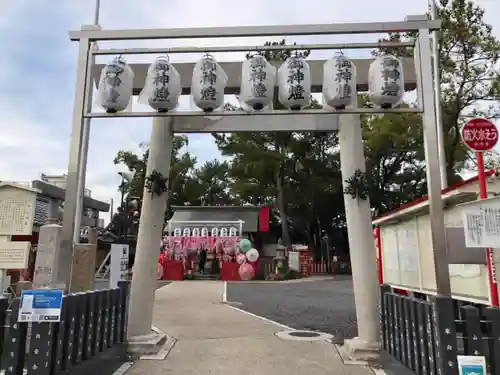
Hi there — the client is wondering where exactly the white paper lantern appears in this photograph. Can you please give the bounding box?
[278,57,311,110]
[138,57,181,112]
[368,55,404,109]
[246,248,259,262]
[322,55,357,110]
[97,57,134,113]
[191,56,227,112]
[240,55,276,110]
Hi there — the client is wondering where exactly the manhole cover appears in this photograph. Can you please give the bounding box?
[288,331,321,338]
[275,330,334,342]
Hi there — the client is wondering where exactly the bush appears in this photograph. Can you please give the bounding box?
[285,269,301,280]
[265,267,301,281]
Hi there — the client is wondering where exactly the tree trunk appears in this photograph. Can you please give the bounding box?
[276,163,292,252]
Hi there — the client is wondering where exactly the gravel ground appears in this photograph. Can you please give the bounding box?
[226,277,358,344]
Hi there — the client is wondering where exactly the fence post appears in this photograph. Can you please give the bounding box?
[0,297,9,361]
[460,305,484,356]
[52,294,69,374]
[407,298,418,372]
[81,291,95,361]
[84,291,97,359]
[387,292,396,356]
[379,285,391,350]
[25,319,57,375]
[2,299,28,375]
[114,288,123,344]
[109,288,119,345]
[403,297,415,368]
[94,290,104,353]
[62,294,77,370]
[424,302,437,375]
[102,289,111,349]
[416,300,431,375]
[118,281,130,342]
[430,295,458,375]
[485,307,500,375]
[396,296,407,364]
[72,293,88,365]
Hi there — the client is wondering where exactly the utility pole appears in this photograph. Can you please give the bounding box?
[73,0,101,243]
[429,0,448,189]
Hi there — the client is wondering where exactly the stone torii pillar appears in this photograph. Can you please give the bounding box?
[127,117,174,338]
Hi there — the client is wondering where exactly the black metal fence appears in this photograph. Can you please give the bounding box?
[380,285,500,375]
[0,282,130,375]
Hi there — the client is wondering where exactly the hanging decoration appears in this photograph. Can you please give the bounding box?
[238,263,255,281]
[278,56,311,110]
[138,56,182,112]
[343,169,370,200]
[368,55,404,109]
[322,54,357,110]
[238,238,253,253]
[240,55,276,110]
[145,170,168,198]
[191,55,228,112]
[246,248,259,262]
[96,56,134,113]
[236,253,247,265]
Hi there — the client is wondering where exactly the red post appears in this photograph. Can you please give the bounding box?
[373,227,384,285]
[477,151,499,307]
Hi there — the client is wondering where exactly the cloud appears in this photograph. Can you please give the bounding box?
[0,0,498,225]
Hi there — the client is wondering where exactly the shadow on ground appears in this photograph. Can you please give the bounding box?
[226,277,357,344]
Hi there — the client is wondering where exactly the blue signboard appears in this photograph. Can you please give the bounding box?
[458,355,487,375]
[18,289,63,323]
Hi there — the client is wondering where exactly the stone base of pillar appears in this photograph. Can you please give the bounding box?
[337,337,381,365]
[127,332,169,357]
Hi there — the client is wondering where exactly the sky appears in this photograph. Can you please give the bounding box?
[0,0,499,224]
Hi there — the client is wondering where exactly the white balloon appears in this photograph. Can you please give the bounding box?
[220,228,228,237]
[229,227,238,237]
[173,228,182,237]
[246,248,259,262]
[211,227,219,237]
[97,57,134,113]
[201,227,209,237]
[192,228,200,237]
[182,228,191,237]
[368,55,404,109]
[278,57,311,110]
[322,55,357,110]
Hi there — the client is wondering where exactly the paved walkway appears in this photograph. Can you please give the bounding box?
[127,281,375,375]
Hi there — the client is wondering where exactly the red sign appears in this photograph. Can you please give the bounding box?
[461,118,498,152]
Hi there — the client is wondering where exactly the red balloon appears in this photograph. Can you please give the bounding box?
[238,263,255,281]
[236,253,247,264]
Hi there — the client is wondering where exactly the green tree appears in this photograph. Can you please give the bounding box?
[215,40,314,251]
[111,136,197,236]
[183,159,235,206]
[376,0,500,181]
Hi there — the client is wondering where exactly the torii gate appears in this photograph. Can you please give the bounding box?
[60,14,448,361]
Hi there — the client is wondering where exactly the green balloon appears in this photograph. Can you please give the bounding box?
[239,239,252,253]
